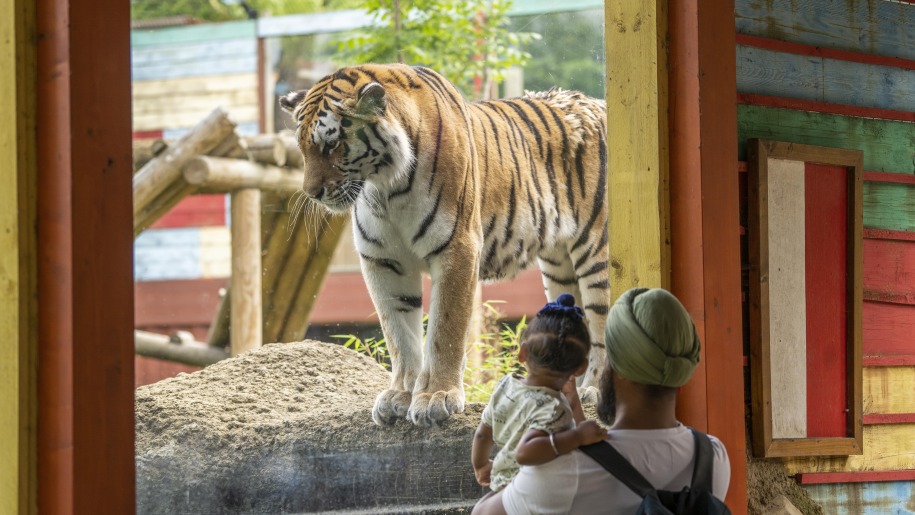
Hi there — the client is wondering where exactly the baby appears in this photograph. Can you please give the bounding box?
[471,293,608,492]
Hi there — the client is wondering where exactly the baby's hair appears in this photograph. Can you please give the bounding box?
[521,293,591,374]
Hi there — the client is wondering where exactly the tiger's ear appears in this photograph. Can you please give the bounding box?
[279,90,308,115]
[353,82,386,118]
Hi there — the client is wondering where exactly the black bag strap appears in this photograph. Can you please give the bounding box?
[579,441,656,499]
[580,427,716,499]
[689,428,714,492]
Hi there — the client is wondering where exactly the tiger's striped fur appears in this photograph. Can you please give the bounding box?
[281,64,609,427]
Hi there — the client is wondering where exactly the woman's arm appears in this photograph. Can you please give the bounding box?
[514,421,607,466]
[471,422,495,487]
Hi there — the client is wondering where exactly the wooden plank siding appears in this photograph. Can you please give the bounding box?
[736,45,915,113]
[735,0,915,61]
[735,0,915,496]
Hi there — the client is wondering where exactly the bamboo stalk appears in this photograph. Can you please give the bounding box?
[133,108,236,219]
[279,214,348,343]
[230,188,263,356]
[135,330,229,367]
[184,156,303,195]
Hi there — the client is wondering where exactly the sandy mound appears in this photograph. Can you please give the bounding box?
[136,340,484,514]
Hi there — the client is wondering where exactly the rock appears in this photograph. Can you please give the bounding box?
[764,494,804,515]
[136,340,485,514]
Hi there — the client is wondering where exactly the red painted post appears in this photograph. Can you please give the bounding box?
[36,0,135,512]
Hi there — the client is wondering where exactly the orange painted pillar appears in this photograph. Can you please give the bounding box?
[35,0,135,512]
[669,0,748,512]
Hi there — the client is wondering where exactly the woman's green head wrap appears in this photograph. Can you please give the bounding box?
[604,288,701,387]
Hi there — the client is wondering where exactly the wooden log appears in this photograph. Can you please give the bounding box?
[209,131,246,159]
[280,215,348,342]
[135,330,229,367]
[262,209,320,343]
[133,107,236,219]
[134,179,198,237]
[278,131,303,169]
[206,287,230,347]
[133,139,168,171]
[230,188,263,356]
[242,134,287,166]
[184,156,304,195]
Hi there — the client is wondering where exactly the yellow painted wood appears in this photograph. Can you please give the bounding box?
[605,0,670,300]
[864,366,915,415]
[783,424,915,474]
[1,0,36,512]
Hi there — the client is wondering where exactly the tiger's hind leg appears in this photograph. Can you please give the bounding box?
[568,232,611,395]
[360,258,424,426]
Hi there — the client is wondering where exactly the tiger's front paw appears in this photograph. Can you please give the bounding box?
[407,388,465,427]
[372,389,412,426]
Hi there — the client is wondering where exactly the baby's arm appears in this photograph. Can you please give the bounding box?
[514,420,607,466]
[471,422,495,487]
[561,376,586,423]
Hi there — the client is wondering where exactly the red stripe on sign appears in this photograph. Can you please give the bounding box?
[151,194,226,229]
[804,163,848,438]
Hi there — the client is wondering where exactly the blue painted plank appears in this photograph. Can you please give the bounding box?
[737,45,915,112]
[132,39,257,81]
[135,228,202,282]
[804,480,915,515]
[736,0,915,61]
[131,20,255,47]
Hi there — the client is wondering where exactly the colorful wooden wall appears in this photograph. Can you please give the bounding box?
[735,1,915,512]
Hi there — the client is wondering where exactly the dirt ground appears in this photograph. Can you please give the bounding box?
[136,339,825,514]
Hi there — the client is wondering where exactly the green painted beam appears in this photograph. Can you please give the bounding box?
[131,20,255,47]
[864,182,915,233]
[737,105,915,174]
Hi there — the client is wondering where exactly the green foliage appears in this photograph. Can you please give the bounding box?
[333,333,391,369]
[333,301,528,403]
[463,314,527,403]
[334,0,539,99]
[508,10,605,98]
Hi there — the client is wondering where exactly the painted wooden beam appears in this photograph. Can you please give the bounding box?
[797,470,915,485]
[35,0,135,510]
[737,93,915,123]
[1,0,36,512]
[668,1,747,512]
[783,424,915,474]
[864,367,915,416]
[737,105,915,174]
[605,0,670,299]
[736,34,915,71]
[735,0,915,61]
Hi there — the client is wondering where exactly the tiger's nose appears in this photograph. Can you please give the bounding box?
[305,186,325,199]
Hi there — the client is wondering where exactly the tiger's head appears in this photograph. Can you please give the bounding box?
[280,69,413,213]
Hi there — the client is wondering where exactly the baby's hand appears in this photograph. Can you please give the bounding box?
[574,420,608,446]
[474,459,493,487]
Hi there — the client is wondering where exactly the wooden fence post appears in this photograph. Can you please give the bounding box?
[230,188,263,356]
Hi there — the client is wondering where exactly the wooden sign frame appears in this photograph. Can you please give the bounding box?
[748,139,863,458]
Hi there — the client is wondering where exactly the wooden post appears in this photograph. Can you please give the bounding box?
[35,0,135,509]
[206,287,231,347]
[1,0,37,511]
[669,0,747,511]
[230,188,263,355]
[243,134,287,166]
[605,0,671,300]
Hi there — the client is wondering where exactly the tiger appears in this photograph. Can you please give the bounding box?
[280,63,609,427]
